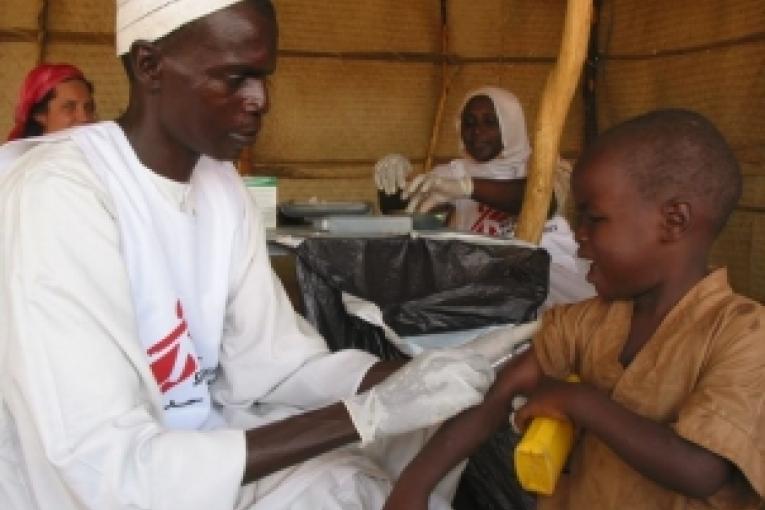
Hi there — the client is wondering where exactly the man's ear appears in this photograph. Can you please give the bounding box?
[660,198,691,242]
[127,41,163,93]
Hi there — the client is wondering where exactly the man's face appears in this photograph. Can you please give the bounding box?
[35,79,96,134]
[572,146,665,300]
[460,95,503,162]
[156,3,277,161]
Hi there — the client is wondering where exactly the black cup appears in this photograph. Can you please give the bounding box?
[378,190,408,215]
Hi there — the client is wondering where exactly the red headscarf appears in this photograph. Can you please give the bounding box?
[7,63,87,141]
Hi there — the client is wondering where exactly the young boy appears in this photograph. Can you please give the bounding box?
[383,109,765,509]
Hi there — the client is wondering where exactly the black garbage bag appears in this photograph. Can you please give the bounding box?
[453,426,537,510]
[292,235,545,510]
[294,235,549,359]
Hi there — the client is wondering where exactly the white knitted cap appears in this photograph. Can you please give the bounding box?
[116,0,242,55]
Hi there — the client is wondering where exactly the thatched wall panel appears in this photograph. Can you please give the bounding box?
[449,0,565,57]
[0,0,39,29]
[0,42,38,136]
[711,211,758,300]
[44,43,127,122]
[277,0,440,53]
[1,0,762,299]
[254,58,439,163]
[601,0,764,54]
[749,218,765,302]
[434,64,584,160]
[46,1,114,33]
[597,42,765,152]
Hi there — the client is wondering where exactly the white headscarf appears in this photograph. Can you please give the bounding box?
[116,0,243,55]
[453,86,531,180]
[447,86,571,212]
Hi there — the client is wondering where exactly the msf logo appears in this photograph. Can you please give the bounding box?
[147,301,199,394]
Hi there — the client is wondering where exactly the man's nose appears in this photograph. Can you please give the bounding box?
[242,79,268,114]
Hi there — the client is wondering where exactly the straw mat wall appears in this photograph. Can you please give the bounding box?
[597,0,765,300]
[0,1,575,213]
[0,1,764,299]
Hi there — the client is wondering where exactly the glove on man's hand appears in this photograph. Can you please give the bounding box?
[344,348,495,445]
[374,153,413,195]
[403,172,473,213]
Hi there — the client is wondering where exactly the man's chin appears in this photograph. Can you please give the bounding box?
[206,145,246,163]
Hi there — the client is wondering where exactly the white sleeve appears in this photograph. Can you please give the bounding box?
[212,187,379,416]
[0,147,245,510]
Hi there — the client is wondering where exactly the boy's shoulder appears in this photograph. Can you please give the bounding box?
[549,294,619,322]
[685,269,763,334]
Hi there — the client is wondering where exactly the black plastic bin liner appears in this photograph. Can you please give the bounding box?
[293,235,544,510]
[294,236,549,359]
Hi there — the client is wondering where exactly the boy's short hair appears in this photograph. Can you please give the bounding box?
[595,109,741,234]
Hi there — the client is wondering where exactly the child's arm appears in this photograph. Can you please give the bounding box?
[514,378,734,498]
[383,348,544,510]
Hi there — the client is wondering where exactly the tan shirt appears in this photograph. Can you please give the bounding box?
[534,268,765,509]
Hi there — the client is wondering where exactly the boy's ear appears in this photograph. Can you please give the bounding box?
[659,198,691,242]
[127,41,163,93]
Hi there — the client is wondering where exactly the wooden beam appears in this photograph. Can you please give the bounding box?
[602,31,765,60]
[583,0,602,146]
[514,0,593,244]
[279,49,555,65]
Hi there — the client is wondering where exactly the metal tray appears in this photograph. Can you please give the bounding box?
[279,200,371,219]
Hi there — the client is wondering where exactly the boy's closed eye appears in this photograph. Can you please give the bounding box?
[574,210,606,229]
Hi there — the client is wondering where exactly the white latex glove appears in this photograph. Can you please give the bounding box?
[403,172,474,213]
[344,348,495,445]
[455,320,541,368]
[374,153,413,195]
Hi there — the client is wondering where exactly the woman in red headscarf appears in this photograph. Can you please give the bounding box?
[7,63,96,140]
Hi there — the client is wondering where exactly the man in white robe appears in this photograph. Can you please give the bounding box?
[0,1,509,509]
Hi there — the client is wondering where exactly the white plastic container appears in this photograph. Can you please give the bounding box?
[244,176,278,229]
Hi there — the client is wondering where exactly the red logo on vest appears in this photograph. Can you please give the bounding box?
[471,204,511,237]
[147,301,199,393]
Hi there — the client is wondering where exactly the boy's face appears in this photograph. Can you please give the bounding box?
[572,146,665,300]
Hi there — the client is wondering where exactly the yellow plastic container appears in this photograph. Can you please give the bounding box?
[513,375,580,495]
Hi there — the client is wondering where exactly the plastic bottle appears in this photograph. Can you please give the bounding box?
[513,375,580,495]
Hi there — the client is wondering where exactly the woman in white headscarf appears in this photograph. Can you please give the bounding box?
[375,87,594,305]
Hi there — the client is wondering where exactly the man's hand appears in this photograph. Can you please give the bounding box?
[343,348,495,445]
[374,154,412,195]
[403,172,474,213]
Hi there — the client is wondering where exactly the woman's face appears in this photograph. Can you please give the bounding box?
[461,95,503,162]
[34,79,96,134]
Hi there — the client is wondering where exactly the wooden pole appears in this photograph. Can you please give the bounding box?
[514,0,593,244]
[583,0,602,146]
[36,0,49,64]
[423,0,451,174]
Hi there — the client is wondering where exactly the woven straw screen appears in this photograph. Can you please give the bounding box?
[597,0,765,300]
[0,1,575,182]
[0,1,763,299]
